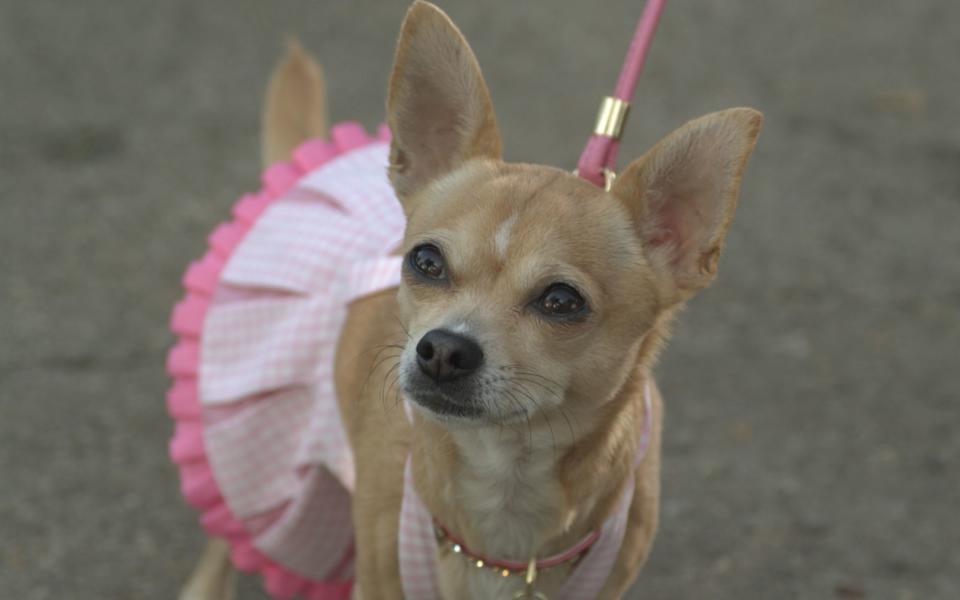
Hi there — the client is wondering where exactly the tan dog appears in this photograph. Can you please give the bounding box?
[180,2,761,598]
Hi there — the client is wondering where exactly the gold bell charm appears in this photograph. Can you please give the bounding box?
[512,558,548,600]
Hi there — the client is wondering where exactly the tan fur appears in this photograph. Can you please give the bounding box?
[612,108,763,297]
[386,1,501,202]
[181,2,761,598]
[261,38,328,168]
[178,539,236,600]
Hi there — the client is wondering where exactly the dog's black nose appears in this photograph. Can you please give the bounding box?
[416,329,484,383]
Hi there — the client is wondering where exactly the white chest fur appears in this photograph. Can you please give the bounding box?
[437,428,575,599]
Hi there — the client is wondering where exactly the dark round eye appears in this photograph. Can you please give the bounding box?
[409,244,447,280]
[537,284,587,317]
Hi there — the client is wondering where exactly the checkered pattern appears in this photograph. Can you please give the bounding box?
[199,142,403,582]
[555,480,635,599]
[398,457,443,599]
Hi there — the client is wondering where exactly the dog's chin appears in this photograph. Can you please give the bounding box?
[403,387,489,425]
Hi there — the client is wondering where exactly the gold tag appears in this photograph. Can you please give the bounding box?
[511,558,548,600]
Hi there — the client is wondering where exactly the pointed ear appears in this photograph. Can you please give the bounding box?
[386,1,502,206]
[612,108,763,297]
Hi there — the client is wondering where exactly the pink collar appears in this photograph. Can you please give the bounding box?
[433,519,601,574]
[398,382,653,599]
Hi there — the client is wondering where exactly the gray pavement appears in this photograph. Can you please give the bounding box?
[2,1,958,598]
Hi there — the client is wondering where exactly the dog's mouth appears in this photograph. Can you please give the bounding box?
[403,387,487,420]
[399,361,494,423]
[401,379,534,425]
[398,354,543,425]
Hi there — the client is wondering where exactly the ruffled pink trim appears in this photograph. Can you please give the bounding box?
[167,122,391,600]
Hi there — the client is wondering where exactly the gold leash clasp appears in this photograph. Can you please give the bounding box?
[594,96,631,139]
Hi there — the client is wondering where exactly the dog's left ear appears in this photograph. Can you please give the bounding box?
[386,1,502,208]
[611,108,763,298]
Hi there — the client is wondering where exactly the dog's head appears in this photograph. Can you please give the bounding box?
[390,2,762,426]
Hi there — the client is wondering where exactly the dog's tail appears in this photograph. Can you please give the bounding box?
[261,38,328,168]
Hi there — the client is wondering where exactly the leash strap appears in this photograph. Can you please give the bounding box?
[576,0,667,189]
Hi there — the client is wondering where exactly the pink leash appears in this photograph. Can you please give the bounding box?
[576,0,667,189]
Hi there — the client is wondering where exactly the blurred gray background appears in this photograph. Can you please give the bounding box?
[1,0,957,598]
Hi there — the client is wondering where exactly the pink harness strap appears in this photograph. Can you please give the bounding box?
[576,0,667,188]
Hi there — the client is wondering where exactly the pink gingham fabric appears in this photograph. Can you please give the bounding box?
[398,457,444,599]
[398,384,654,599]
[201,138,404,580]
[168,122,400,600]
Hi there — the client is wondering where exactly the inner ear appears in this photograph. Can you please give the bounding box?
[386,1,502,204]
[613,108,763,294]
[644,154,728,262]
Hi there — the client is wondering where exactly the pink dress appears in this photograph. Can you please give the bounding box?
[167,121,650,600]
[167,122,404,600]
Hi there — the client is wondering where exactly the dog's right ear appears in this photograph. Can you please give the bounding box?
[386,1,502,208]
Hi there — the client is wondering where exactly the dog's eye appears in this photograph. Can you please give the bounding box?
[537,284,587,317]
[409,244,447,280]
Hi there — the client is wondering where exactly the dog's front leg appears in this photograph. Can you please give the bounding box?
[352,488,406,600]
[178,537,237,600]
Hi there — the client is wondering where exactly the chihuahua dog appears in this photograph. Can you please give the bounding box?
[180,2,761,599]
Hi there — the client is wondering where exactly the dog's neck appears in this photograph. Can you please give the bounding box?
[409,365,649,567]
[441,416,578,560]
